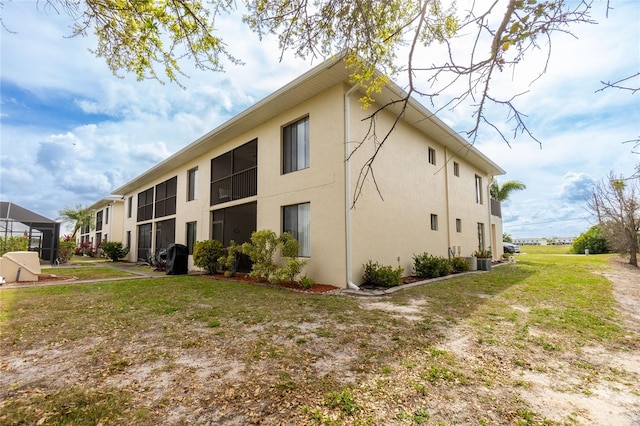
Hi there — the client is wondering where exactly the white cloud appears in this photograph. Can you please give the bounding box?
[1,0,638,237]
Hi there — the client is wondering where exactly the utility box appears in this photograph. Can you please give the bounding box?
[0,251,41,282]
[166,243,188,275]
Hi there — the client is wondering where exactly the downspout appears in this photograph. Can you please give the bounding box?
[486,178,494,259]
[444,148,452,257]
[345,84,360,290]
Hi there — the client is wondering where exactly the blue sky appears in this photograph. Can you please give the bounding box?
[1,0,639,239]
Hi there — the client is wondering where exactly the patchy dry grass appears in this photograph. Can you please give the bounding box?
[1,251,639,425]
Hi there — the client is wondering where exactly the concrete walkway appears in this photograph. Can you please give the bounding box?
[0,261,175,290]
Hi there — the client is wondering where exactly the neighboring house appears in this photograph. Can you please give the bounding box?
[513,238,546,246]
[550,236,575,245]
[108,57,505,288]
[77,197,125,256]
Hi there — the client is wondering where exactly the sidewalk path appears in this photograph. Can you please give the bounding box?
[0,261,176,290]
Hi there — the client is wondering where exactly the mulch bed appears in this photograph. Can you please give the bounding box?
[204,272,341,294]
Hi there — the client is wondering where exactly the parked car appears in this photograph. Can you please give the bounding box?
[503,242,520,254]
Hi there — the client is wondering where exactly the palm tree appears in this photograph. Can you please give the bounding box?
[58,204,94,239]
[490,180,526,202]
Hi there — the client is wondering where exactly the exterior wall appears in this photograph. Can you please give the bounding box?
[119,84,348,285]
[346,95,499,283]
[77,199,125,255]
[111,69,503,287]
[252,84,347,285]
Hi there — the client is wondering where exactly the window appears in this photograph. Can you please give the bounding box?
[211,202,257,246]
[137,223,152,261]
[475,175,483,204]
[283,203,310,257]
[210,140,257,205]
[430,214,438,231]
[155,176,177,218]
[456,218,462,233]
[477,222,485,251]
[105,207,109,225]
[186,221,197,255]
[453,162,459,177]
[127,196,133,218]
[428,147,436,165]
[137,188,154,222]
[283,116,309,174]
[126,231,131,250]
[187,167,198,201]
[155,218,176,252]
[96,210,103,231]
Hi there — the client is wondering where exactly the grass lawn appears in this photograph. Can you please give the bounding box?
[0,248,638,425]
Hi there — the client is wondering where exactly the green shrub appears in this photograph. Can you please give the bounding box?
[450,256,470,273]
[241,230,280,280]
[270,257,308,284]
[413,253,451,278]
[242,230,309,283]
[193,239,225,274]
[58,235,76,264]
[571,225,609,254]
[299,274,315,289]
[100,241,130,262]
[218,240,241,277]
[362,260,404,287]
[0,235,29,256]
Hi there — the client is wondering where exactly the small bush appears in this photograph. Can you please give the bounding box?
[218,240,241,277]
[271,257,308,284]
[100,241,130,262]
[193,240,225,274]
[413,253,451,278]
[242,230,308,283]
[450,256,470,273]
[299,275,315,289]
[241,230,280,280]
[58,235,76,264]
[0,235,29,256]
[362,260,404,287]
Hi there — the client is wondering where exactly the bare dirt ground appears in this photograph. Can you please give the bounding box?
[1,257,639,425]
[487,257,640,425]
[360,257,640,425]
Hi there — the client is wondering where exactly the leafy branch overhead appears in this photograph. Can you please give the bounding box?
[9,0,635,203]
[19,0,600,139]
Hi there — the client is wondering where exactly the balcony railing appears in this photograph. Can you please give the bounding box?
[490,198,502,218]
[210,167,257,205]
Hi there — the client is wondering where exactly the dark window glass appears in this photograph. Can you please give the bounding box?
[282,202,310,257]
[137,223,152,261]
[155,176,177,218]
[96,210,103,231]
[186,221,197,255]
[283,117,309,174]
[210,140,257,206]
[155,218,176,252]
[137,188,154,222]
[187,168,198,201]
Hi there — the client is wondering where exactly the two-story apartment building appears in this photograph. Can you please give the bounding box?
[108,56,505,288]
[77,196,124,256]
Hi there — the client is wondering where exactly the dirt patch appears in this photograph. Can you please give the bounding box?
[1,256,638,425]
[438,256,640,425]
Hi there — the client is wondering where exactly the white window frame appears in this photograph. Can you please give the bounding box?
[283,202,310,257]
[283,116,310,174]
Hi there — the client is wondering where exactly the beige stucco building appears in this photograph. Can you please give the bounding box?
[108,57,504,288]
[77,196,125,256]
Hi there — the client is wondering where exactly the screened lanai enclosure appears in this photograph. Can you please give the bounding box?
[0,201,60,264]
